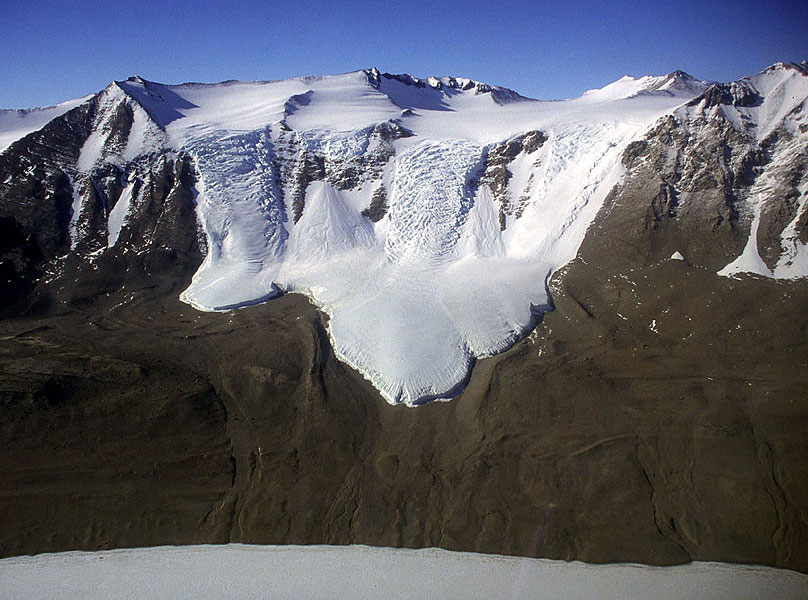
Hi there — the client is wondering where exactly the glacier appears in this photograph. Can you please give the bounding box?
[160,69,704,405]
[42,70,712,405]
[4,66,806,405]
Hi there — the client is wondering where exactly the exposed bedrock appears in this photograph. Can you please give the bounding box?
[1,64,807,572]
[0,260,805,571]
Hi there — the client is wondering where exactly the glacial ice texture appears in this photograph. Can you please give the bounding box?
[178,125,636,405]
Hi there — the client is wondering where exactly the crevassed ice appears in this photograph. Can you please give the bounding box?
[178,118,652,405]
[385,140,481,263]
[180,131,591,405]
[180,128,288,310]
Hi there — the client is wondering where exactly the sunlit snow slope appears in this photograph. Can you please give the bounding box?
[9,66,805,405]
[0,96,91,153]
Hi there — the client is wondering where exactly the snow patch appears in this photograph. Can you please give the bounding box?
[719,198,772,278]
[76,85,127,172]
[581,72,707,102]
[107,181,133,247]
[67,174,84,249]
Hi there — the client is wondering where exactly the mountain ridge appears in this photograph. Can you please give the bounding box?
[1,62,807,405]
[1,62,807,573]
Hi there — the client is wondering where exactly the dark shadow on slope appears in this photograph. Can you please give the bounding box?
[117,77,199,127]
[529,268,557,323]
[378,74,456,112]
[283,91,314,117]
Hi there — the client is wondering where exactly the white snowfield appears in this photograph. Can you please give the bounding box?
[0,96,91,153]
[1,544,806,600]
[2,65,806,404]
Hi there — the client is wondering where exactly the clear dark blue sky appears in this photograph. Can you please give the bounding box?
[1,0,806,108]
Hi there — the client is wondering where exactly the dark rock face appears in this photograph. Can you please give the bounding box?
[687,62,807,110]
[688,83,763,109]
[0,102,95,261]
[477,130,547,229]
[289,152,326,222]
[0,217,45,311]
[0,68,807,576]
[372,69,534,104]
[594,99,808,273]
[36,154,203,312]
[0,84,204,311]
[362,186,388,222]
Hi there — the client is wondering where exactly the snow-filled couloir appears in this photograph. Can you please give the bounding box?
[6,65,806,405]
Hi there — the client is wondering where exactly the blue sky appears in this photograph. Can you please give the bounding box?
[1,0,806,108]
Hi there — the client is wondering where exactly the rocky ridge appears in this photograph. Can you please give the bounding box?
[0,63,807,571]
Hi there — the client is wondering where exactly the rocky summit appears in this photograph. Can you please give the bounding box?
[0,63,807,572]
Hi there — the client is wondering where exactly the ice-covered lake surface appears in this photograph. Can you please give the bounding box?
[1,544,805,600]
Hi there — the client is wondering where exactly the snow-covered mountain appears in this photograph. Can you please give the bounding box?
[585,61,808,279]
[1,64,807,405]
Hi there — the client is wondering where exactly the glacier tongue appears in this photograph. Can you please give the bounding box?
[121,70,705,405]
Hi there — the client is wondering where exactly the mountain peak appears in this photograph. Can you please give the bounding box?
[363,68,532,105]
[582,70,707,102]
[762,61,808,76]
